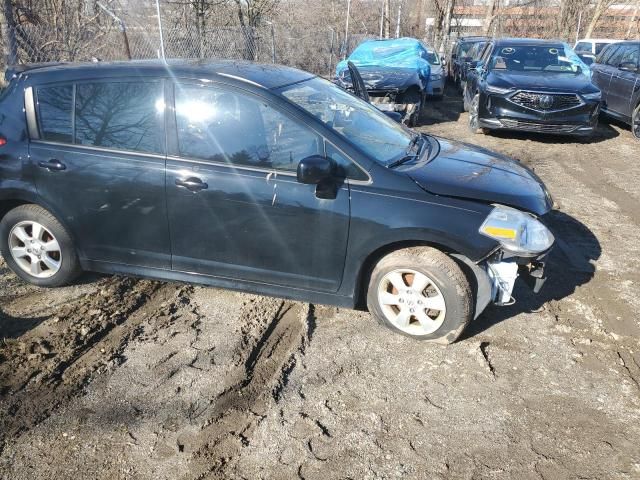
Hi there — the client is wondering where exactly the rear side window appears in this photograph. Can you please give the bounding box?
[36,85,73,143]
[596,44,617,64]
[606,45,627,66]
[75,82,163,154]
[595,43,609,55]
[574,42,591,54]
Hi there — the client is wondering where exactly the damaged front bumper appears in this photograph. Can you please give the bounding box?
[484,249,550,307]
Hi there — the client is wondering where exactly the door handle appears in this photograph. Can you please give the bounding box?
[175,177,208,192]
[38,159,66,171]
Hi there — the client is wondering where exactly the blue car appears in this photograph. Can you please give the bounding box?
[335,38,431,125]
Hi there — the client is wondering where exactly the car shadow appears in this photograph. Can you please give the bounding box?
[462,209,600,339]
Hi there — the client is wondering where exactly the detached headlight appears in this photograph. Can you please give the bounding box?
[485,85,514,95]
[582,91,601,101]
[480,205,554,255]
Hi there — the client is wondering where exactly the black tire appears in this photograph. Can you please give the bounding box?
[366,247,473,344]
[0,204,81,287]
[632,103,640,140]
[468,93,489,135]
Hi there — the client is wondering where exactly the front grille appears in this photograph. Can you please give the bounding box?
[509,91,582,111]
[499,119,579,133]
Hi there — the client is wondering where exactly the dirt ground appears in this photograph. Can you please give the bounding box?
[1,86,640,480]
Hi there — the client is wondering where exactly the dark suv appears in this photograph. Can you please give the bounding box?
[0,60,555,343]
[449,36,489,89]
[464,38,601,136]
[591,41,640,139]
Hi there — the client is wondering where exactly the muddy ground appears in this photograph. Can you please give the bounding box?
[1,86,639,479]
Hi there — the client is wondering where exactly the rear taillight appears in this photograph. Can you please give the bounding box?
[0,136,6,146]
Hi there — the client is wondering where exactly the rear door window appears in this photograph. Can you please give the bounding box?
[75,81,164,154]
[36,85,73,143]
[606,45,628,67]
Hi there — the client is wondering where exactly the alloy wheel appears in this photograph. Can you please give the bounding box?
[377,269,447,336]
[8,221,62,278]
[633,107,640,139]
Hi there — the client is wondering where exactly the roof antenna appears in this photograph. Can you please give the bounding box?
[155,0,166,61]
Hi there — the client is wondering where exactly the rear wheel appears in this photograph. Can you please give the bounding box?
[366,247,472,344]
[0,204,81,287]
[633,103,640,140]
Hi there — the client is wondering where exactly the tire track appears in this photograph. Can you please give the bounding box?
[0,276,183,452]
[184,297,316,480]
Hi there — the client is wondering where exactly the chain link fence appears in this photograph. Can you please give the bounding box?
[2,17,381,80]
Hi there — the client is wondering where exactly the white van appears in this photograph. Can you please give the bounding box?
[574,38,618,63]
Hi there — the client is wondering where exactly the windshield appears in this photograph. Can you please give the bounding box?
[425,50,440,65]
[278,76,413,165]
[489,44,587,73]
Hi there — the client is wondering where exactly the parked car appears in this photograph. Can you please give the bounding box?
[459,39,489,95]
[335,38,431,126]
[590,41,640,139]
[574,38,617,65]
[423,46,445,98]
[0,60,555,343]
[448,35,489,89]
[463,38,601,136]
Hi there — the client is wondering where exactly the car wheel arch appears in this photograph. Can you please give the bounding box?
[352,238,482,309]
[0,194,83,257]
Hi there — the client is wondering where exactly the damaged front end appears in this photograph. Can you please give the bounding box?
[335,67,427,125]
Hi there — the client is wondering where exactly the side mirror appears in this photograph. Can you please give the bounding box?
[297,155,333,184]
[619,62,638,73]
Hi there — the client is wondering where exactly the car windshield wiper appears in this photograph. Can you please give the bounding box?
[387,134,425,169]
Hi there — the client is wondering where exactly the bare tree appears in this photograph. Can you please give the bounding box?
[584,0,617,38]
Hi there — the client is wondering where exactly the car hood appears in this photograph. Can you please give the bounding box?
[487,70,596,93]
[404,137,553,215]
[337,66,426,91]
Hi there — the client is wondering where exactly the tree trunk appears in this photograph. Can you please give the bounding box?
[482,0,497,36]
[1,0,17,65]
[384,0,390,39]
[626,2,639,39]
[585,0,611,39]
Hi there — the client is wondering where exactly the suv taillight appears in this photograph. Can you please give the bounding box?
[0,136,6,146]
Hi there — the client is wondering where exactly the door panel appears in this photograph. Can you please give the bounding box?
[607,46,640,118]
[166,161,350,291]
[166,82,350,292]
[28,80,170,268]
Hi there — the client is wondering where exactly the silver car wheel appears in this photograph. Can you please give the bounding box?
[469,94,480,130]
[8,221,62,278]
[377,269,447,336]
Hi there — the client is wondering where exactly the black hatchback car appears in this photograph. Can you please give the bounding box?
[463,38,601,136]
[0,60,555,343]
[590,41,640,139]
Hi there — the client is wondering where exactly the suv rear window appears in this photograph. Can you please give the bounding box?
[36,85,73,143]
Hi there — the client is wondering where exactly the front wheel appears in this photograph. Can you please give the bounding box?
[0,204,81,287]
[468,93,489,135]
[633,103,640,140]
[366,247,473,343]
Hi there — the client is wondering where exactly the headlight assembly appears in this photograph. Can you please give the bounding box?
[485,85,514,95]
[581,91,601,101]
[480,205,554,255]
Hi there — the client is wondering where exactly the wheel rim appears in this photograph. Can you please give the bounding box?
[633,109,640,139]
[8,221,62,279]
[469,95,479,130]
[377,269,447,336]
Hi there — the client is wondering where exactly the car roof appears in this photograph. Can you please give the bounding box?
[13,59,315,90]
[576,38,617,43]
[493,38,566,47]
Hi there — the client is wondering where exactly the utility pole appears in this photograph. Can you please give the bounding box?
[1,0,18,65]
[384,0,390,38]
[379,0,384,38]
[155,0,166,60]
[344,0,351,59]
